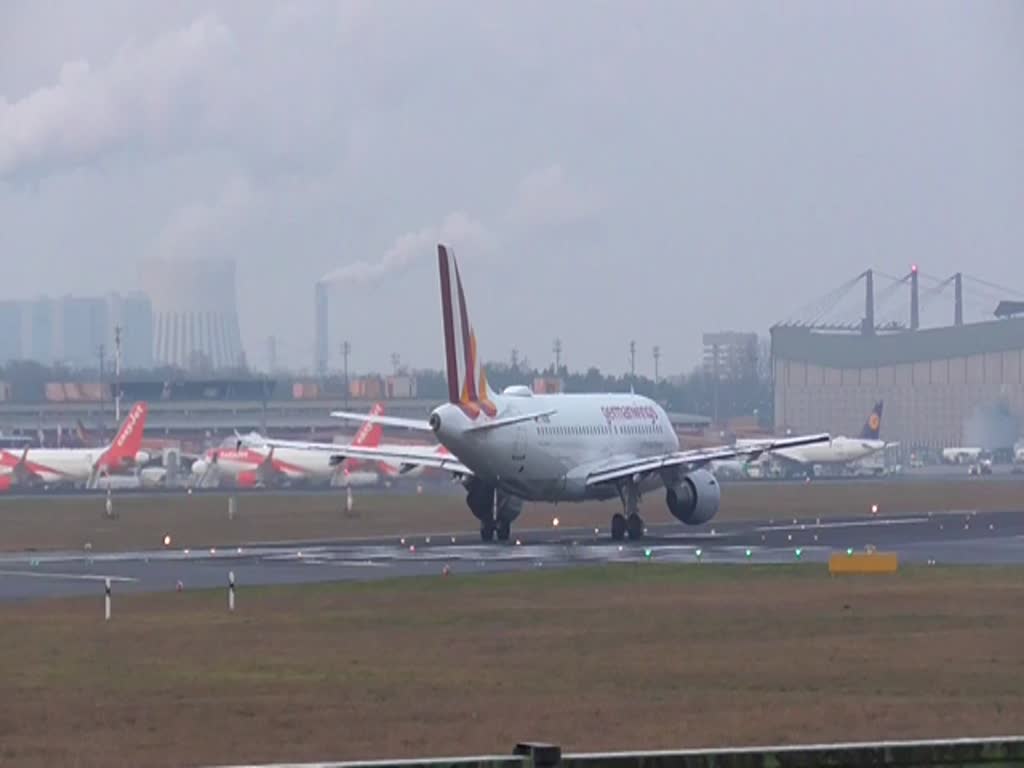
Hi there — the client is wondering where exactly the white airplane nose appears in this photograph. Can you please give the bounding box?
[192,460,208,475]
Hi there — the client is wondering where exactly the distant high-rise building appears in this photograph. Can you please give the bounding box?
[0,301,23,364]
[702,331,758,380]
[25,298,56,366]
[55,296,108,367]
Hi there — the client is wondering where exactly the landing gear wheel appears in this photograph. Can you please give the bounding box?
[611,513,627,541]
[496,519,511,542]
[480,520,495,542]
[626,513,645,540]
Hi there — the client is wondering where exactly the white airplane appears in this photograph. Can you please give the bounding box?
[191,404,388,488]
[748,401,890,476]
[0,402,149,490]
[264,244,829,542]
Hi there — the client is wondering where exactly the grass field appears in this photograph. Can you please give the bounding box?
[0,476,1022,553]
[1,564,1021,767]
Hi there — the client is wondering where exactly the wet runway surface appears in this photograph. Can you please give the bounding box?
[2,509,1023,600]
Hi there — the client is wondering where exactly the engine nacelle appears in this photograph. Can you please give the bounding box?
[665,468,721,525]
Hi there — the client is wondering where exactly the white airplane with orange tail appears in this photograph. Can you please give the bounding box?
[191,403,391,488]
[259,245,829,542]
[0,402,149,490]
[237,403,451,483]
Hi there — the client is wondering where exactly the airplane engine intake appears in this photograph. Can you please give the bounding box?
[665,468,720,525]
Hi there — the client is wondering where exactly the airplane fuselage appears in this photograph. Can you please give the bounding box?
[773,436,886,466]
[431,391,678,502]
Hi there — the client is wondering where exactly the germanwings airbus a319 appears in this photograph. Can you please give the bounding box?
[271,245,830,542]
[0,402,149,490]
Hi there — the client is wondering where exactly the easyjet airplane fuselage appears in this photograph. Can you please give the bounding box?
[191,446,343,486]
[0,402,149,488]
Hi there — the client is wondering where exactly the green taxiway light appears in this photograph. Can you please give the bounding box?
[744,548,752,558]
[643,548,653,559]
[795,548,803,559]
[846,547,854,556]
[695,548,703,558]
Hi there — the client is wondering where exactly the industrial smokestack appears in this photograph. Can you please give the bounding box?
[314,281,328,377]
[910,264,919,331]
[863,269,875,336]
[954,272,963,327]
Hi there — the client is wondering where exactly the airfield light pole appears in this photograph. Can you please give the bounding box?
[553,338,562,374]
[98,343,106,433]
[653,345,660,386]
[114,325,122,423]
[629,340,636,383]
[341,341,351,409]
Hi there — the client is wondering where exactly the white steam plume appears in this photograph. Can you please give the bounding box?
[320,211,493,285]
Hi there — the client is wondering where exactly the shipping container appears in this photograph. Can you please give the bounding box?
[292,381,321,400]
[386,375,417,399]
[533,377,563,394]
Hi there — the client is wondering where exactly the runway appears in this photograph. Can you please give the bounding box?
[2,508,1023,600]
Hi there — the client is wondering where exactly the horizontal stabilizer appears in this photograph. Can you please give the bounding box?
[329,412,433,431]
[463,410,556,433]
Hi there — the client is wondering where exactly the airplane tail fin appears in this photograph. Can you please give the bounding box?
[859,400,884,440]
[352,402,385,448]
[437,244,496,416]
[99,402,149,468]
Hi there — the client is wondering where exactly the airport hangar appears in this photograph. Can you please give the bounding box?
[771,314,1024,455]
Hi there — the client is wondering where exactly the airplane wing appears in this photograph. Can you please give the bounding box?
[236,434,472,476]
[330,411,434,431]
[327,444,473,476]
[585,433,830,487]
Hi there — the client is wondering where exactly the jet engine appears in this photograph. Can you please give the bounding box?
[665,468,720,525]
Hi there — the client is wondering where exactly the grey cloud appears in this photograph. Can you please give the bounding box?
[0,14,234,177]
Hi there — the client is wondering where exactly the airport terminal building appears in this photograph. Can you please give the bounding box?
[771,317,1024,454]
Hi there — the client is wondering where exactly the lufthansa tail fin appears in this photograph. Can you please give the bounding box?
[859,400,884,440]
[437,244,497,416]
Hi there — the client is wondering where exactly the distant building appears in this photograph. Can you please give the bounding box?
[24,298,55,366]
[772,318,1024,452]
[702,331,758,380]
[0,301,23,363]
[0,294,154,370]
[55,296,108,367]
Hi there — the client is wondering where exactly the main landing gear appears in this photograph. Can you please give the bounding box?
[465,478,520,543]
[611,482,645,541]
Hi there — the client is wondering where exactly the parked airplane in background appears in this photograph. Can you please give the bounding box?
[191,404,388,488]
[0,402,149,490]
[752,401,890,477]
[289,244,829,542]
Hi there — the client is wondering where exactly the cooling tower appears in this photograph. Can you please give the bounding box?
[139,257,245,371]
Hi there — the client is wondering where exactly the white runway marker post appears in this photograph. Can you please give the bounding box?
[228,495,237,520]
[104,578,111,621]
[346,485,353,515]
[228,571,235,612]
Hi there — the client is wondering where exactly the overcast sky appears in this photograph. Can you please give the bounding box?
[1,1,1021,376]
